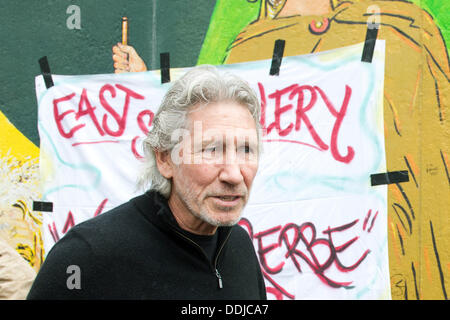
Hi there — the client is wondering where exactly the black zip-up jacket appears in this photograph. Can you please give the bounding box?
[27,191,267,299]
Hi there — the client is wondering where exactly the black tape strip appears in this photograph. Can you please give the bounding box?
[270,39,285,76]
[371,170,409,186]
[361,26,379,63]
[38,56,54,89]
[160,52,170,84]
[33,201,53,212]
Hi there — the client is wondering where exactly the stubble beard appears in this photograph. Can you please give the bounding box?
[175,183,248,227]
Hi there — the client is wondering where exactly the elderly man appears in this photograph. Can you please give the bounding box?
[27,65,266,299]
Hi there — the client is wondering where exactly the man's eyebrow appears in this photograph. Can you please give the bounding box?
[199,137,221,146]
[197,132,258,146]
[236,135,258,144]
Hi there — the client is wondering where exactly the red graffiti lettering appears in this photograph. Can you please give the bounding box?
[62,211,75,234]
[47,198,108,243]
[266,84,296,136]
[257,82,355,163]
[52,84,147,139]
[131,109,155,160]
[53,92,84,138]
[131,136,144,160]
[52,84,151,156]
[99,84,145,137]
[254,226,285,274]
[239,215,371,300]
[136,110,154,135]
[94,198,109,217]
[77,88,105,136]
[48,222,60,243]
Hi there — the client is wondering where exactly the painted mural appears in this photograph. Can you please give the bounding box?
[0,0,448,299]
[198,0,449,300]
[36,42,390,299]
[0,112,43,273]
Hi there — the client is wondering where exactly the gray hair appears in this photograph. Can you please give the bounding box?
[137,64,261,198]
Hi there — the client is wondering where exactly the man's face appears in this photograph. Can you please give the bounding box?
[164,101,259,231]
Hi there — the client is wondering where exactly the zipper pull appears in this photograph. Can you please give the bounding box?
[215,269,223,289]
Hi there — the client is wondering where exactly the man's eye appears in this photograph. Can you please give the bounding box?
[203,146,217,153]
[239,145,252,153]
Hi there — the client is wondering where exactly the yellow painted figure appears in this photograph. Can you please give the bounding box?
[0,111,43,273]
[0,237,36,299]
[226,0,449,300]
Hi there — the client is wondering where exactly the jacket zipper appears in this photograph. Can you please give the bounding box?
[215,269,223,289]
[212,230,232,289]
[171,228,232,289]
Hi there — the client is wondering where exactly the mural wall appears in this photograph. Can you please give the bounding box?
[199,0,450,300]
[0,0,448,299]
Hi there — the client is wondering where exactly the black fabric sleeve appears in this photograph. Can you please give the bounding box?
[250,237,267,300]
[235,224,267,300]
[257,261,267,300]
[26,229,97,299]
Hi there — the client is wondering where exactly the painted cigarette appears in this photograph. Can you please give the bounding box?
[122,17,128,45]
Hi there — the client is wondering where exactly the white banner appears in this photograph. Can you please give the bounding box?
[36,41,389,299]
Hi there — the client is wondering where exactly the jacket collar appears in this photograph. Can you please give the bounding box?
[131,190,233,245]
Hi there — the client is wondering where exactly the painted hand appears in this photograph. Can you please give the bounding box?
[112,43,147,73]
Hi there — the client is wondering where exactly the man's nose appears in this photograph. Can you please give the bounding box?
[218,162,244,185]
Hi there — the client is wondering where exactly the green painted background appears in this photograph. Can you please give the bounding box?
[0,0,216,146]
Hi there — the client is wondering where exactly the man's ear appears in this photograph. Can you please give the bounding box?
[154,150,174,179]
